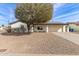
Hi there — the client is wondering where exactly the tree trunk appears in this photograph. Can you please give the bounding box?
[27,24,30,33]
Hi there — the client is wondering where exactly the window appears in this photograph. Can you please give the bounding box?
[37,26,43,30]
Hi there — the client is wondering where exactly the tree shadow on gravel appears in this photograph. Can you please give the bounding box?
[1,32,32,36]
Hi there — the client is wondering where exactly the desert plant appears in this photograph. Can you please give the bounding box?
[6,26,11,33]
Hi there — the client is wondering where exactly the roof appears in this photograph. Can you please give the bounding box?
[67,22,76,24]
[33,23,68,25]
[9,21,19,25]
[9,21,68,25]
[67,22,79,25]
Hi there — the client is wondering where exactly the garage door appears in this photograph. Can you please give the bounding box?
[48,25,63,32]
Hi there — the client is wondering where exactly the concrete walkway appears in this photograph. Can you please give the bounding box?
[53,32,79,45]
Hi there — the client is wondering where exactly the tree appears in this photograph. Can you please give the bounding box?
[20,25,26,33]
[15,3,53,32]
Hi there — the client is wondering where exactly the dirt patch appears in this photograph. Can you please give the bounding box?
[0,33,79,55]
[0,49,7,52]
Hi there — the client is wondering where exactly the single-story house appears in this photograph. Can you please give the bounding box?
[9,21,69,32]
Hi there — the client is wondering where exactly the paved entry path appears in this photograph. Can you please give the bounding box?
[53,32,79,45]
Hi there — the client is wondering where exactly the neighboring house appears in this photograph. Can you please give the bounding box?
[0,25,8,33]
[9,21,27,32]
[9,21,69,32]
[68,22,79,32]
[0,26,3,30]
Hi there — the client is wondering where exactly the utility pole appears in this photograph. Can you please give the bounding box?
[8,20,9,25]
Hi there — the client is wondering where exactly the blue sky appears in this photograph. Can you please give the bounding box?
[0,3,79,25]
[53,3,79,23]
[0,3,16,25]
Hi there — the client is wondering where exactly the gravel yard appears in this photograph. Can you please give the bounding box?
[0,32,79,55]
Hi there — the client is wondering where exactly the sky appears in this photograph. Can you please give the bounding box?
[0,3,79,25]
[53,3,79,23]
[0,3,16,25]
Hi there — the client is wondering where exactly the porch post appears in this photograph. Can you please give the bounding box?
[46,25,48,32]
[67,26,69,32]
[31,27,33,32]
[63,25,66,32]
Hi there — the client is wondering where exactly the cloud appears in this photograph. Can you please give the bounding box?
[54,11,79,19]
[53,12,79,23]
[53,3,79,23]
[0,4,16,25]
[54,3,66,12]
[0,15,6,20]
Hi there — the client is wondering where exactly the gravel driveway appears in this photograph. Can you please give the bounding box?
[0,32,79,55]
